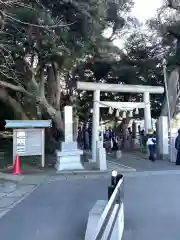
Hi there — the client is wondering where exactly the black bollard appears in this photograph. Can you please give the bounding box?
[108,171,123,202]
[111,170,118,186]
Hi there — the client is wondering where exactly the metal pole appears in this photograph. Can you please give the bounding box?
[162,59,173,162]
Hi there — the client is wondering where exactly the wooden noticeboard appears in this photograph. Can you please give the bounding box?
[13,128,45,167]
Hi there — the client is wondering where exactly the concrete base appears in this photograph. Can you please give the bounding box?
[170,146,177,163]
[85,200,107,240]
[171,136,177,163]
[55,141,84,171]
[85,200,124,240]
[132,138,141,150]
[159,154,169,161]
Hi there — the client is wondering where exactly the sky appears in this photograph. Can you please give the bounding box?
[112,0,163,47]
[131,0,163,23]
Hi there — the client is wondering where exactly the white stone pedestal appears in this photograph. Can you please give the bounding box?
[56,141,83,171]
[55,106,84,171]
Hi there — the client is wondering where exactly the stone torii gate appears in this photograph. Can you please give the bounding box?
[77,82,164,163]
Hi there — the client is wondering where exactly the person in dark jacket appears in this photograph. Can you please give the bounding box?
[175,129,180,165]
[112,137,118,151]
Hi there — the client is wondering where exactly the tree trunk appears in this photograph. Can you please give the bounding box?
[0,88,29,120]
[73,116,79,141]
[46,64,61,108]
[46,65,55,105]
[54,65,61,110]
[114,117,131,149]
[0,56,65,150]
[42,104,64,153]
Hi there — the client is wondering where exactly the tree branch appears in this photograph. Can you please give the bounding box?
[167,0,180,10]
[0,78,58,118]
[39,65,45,97]
[0,88,28,119]
[2,11,76,30]
[53,62,61,110]
[0,79,36,99]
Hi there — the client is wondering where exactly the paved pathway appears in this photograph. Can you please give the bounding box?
[0,174,46,219]
[108,152,180,171]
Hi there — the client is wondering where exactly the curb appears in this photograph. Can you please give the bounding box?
[108,161,136,172]
[56,170,111,175]
[0,173,24,182]
[0,163,136,181]
[0,167,136,180]
[55,167,136,176]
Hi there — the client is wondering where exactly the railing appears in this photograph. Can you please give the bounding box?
[90,172,124,240]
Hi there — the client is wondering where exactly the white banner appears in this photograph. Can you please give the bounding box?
[16,131,26,153]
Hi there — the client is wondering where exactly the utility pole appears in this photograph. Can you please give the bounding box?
[162,59,173,162]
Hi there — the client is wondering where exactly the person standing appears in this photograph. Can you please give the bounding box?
[146,130,156,162]
[175,129,180,165]
[77,124,83,149]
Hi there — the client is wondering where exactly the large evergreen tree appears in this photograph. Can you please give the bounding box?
[0,0,134,147]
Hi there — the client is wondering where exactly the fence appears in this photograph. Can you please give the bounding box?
[89,173,124,240]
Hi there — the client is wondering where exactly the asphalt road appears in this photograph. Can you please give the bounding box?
[0,176,109,240]
[0,172,180,240]
[123,173,180,240]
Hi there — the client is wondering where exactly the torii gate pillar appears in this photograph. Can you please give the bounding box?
[92,90,100,163]
[143,92,152,133]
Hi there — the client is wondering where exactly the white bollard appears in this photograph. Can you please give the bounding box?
[99,147,107,170]
[116,150,122,159]
[97,140,107,170]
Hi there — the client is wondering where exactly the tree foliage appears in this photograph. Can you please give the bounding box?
[2,0,179,143]
[0,0,135,149]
